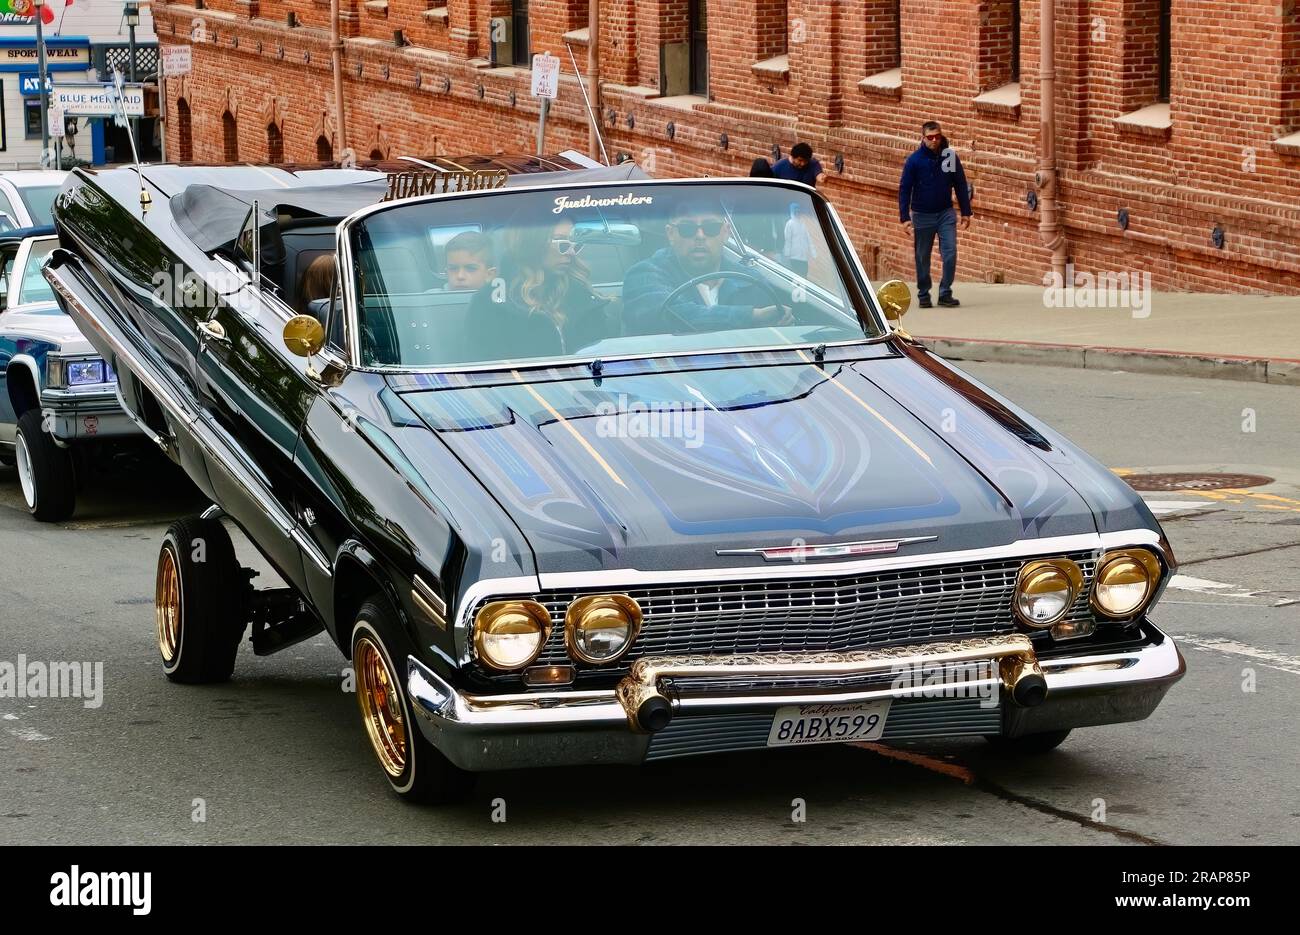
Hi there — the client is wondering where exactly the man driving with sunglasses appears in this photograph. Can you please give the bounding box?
[624,197,790,336]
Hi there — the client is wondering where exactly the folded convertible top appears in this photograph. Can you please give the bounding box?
[171,162,649,255]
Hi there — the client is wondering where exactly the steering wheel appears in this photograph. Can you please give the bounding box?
[656,269,790,333]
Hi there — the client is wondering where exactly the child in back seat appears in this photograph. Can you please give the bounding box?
[444,232,498,291]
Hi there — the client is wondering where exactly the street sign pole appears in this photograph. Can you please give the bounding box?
[536,97,550,156]
[34,0,51,164]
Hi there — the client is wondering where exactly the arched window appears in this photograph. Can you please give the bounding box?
[316,134,333,162]
[267,122,284,163]
[369,148,385,161]
[222,111,238,163]
[176,98,192,163]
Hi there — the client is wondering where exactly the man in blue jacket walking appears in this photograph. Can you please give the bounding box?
[899,120,973,307]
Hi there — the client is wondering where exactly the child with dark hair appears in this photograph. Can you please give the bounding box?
[444,231,497,290]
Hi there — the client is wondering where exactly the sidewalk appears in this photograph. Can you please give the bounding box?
[903,283,1300,385]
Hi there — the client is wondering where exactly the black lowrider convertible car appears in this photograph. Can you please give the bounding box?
[46,156,1185,802]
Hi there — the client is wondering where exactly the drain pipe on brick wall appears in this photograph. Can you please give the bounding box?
[332,0,349,158]
[1037,0,1068,284]
[589,0,602,163]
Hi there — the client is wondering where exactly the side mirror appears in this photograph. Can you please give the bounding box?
[284,314,325,356]
[876,279,912,322]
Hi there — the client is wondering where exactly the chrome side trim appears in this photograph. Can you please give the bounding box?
[412,590,447,630]
[112,381,168,453]
[200,504,225,521]
[292,526,333,576]
[412,574,448,629]
[413,574,447,617]
[45,257,334,579]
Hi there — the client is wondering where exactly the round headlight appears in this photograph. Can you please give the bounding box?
[1092,550,1160,618]
[1015,560,1083,628]
[565,594,642,665]
[473,600,552,671]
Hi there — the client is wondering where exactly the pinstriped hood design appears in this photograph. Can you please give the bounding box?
[396,357,1099,575]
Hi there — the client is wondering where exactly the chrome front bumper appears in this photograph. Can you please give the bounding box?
[42,388,138,442]
[408,623,1185,772]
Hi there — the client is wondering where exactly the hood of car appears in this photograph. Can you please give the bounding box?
[396,356,1100,576]
[0,304,94,355]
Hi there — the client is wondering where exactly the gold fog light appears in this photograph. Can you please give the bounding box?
[565,594,643,665]
[1091,549,1161,618]
[473,600,553,671]
[1015,559,1084,628]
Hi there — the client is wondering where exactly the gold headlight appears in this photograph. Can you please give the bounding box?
[473,600,552,671]
[1015,559,1083,628]
[1091,549,1161,618]
[565,594,643,665]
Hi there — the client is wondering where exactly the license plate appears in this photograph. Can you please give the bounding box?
[766,700,892,747]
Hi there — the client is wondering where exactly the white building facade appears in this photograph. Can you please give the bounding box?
[0,0,156,169]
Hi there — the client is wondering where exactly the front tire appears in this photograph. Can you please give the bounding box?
[156,515,248,683]
[985,729,1072,754]
[15,409,75,522]
[351,598,474,804]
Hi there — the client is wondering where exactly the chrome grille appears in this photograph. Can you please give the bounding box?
[644,698,1002,762]
[477,552,1097,678]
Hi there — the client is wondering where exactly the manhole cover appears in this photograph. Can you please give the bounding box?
[1122,472,1274,492]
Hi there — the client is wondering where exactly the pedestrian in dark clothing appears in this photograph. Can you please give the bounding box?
[898,120,973,307]
[749,157,775,178]
[771,142,823,188]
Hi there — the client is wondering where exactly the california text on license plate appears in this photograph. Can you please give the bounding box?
[766,701,892,747]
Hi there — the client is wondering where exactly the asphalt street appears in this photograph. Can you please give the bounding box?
[1,361,1297,845]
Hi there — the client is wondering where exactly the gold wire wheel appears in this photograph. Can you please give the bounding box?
[156,546,182,663]
[355,635,407,778]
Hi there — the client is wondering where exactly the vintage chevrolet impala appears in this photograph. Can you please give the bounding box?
[46,156,1185,802]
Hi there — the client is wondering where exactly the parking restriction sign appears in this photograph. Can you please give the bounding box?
[530,52,559,99]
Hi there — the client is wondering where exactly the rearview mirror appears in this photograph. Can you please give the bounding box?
[571,221,642,247]
[876,279,911,322]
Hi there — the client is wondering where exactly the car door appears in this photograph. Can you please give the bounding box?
[193,271,325,597]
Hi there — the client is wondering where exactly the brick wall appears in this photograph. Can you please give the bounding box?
[154,0,1300,294]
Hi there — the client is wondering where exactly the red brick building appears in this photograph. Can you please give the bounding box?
[154,0,1300,293]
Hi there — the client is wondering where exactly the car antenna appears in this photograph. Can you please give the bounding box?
[564,42,610,166]
[111,68,151,214]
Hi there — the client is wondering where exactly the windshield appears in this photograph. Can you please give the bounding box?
[347,181,882,369]
[17,239,56,305]
[15,186,60,226]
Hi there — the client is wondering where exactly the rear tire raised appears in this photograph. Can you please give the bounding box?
[156,515,247,683]
[351,597,474,804]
